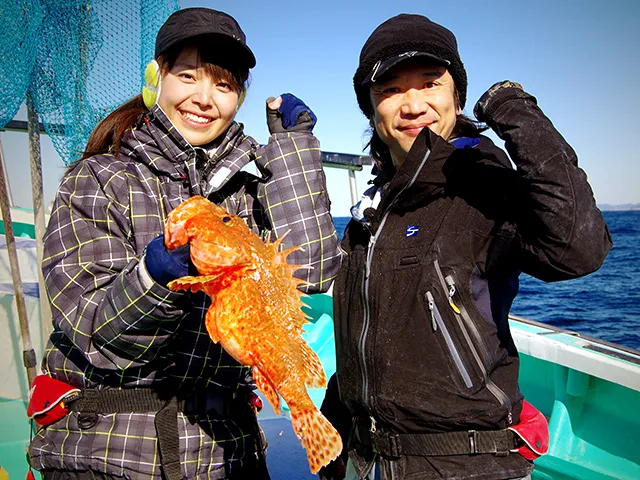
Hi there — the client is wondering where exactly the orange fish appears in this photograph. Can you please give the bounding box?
[164,195,343,474]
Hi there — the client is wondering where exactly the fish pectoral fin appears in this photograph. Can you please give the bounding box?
[253,367,280,415]
[167,264,255,293]
[167,275,221,293]
[290,406,343,475]
[193,264,256,288]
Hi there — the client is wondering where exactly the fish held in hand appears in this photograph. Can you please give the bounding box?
[164,195,342,474]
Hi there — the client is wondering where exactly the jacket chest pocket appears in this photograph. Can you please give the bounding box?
[423,290,474,389]
[428,259,513,413]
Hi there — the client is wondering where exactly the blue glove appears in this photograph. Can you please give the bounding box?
[266,93,317,134]
[144,234,191,287]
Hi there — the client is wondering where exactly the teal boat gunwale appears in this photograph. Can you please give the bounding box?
[509,314,640,392]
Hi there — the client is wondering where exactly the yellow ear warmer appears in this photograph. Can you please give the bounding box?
[142,60,161,109]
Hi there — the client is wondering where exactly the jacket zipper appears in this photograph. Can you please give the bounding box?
[359,150,432,414]
[433,260,513,424]
[425,291,473,388]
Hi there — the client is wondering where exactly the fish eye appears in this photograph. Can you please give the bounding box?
[222,216,231,223]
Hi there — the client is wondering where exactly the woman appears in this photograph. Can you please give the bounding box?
[28,7,341,479]
[320,13,611,480]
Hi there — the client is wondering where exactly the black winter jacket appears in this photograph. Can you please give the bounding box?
[323,84,612,480]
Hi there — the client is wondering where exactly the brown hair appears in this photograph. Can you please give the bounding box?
[81,94,147,161]
[78,41,250,165]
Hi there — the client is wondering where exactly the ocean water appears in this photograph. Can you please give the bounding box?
[333,210,640,351]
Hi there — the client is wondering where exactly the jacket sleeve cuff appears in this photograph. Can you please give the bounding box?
[138,253,156,289]
[138,253,185,300]
[474,81,536,124]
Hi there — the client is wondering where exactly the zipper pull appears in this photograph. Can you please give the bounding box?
[370,415,377,433]
[364,235,375,279]
[445,275,461,314]
[507,410,513,426]
[426,291,437,332]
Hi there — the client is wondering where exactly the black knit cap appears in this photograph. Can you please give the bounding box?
[155,8,256,69]
[354,14,467,118]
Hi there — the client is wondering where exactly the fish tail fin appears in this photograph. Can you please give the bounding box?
[253,367,280,415]
[290,406,343,474]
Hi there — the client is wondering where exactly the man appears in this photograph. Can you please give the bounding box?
[320,13,612,480]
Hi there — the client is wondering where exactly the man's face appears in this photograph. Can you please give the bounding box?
[369,59,460,168]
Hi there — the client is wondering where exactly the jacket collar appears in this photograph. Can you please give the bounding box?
[371,130,509,218]
[374,128,455,217]
[119,105,257,195]
[119,104,192,180]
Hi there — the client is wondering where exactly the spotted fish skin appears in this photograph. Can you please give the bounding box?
[165,195,342,474]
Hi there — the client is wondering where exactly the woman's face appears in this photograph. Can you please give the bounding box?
[369,59,460,168]
[158,45,240,146]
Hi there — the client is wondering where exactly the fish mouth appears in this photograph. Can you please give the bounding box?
[190,245,244,274]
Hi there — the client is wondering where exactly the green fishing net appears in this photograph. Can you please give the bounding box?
[0,0,179,165]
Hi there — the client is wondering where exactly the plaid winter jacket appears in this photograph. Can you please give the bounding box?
[29,105,342,478]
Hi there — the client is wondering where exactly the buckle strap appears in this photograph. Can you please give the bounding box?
[67,387,246,416]
[67,388,167,413]
[67,388,246,480]
[155,396,181,480]
[68,389,182,480]
[371,429,516,458]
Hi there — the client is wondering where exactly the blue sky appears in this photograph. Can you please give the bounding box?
[2,0,639,217]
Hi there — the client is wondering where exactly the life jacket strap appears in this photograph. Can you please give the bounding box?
[66,386,253,480]
[369,427,517,458]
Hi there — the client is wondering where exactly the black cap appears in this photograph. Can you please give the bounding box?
[155,8,256,69]
[354,14,467,118]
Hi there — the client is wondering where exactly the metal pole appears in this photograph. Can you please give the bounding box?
[348,170,358,206]
[0,138,37,388]
[27,93,53,346]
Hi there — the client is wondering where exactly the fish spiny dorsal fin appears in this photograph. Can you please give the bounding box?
[269,229,305,264]
[278,295,309,333]
[274,246,302,264]
[277,264,312,297]
[271,229,290,249]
